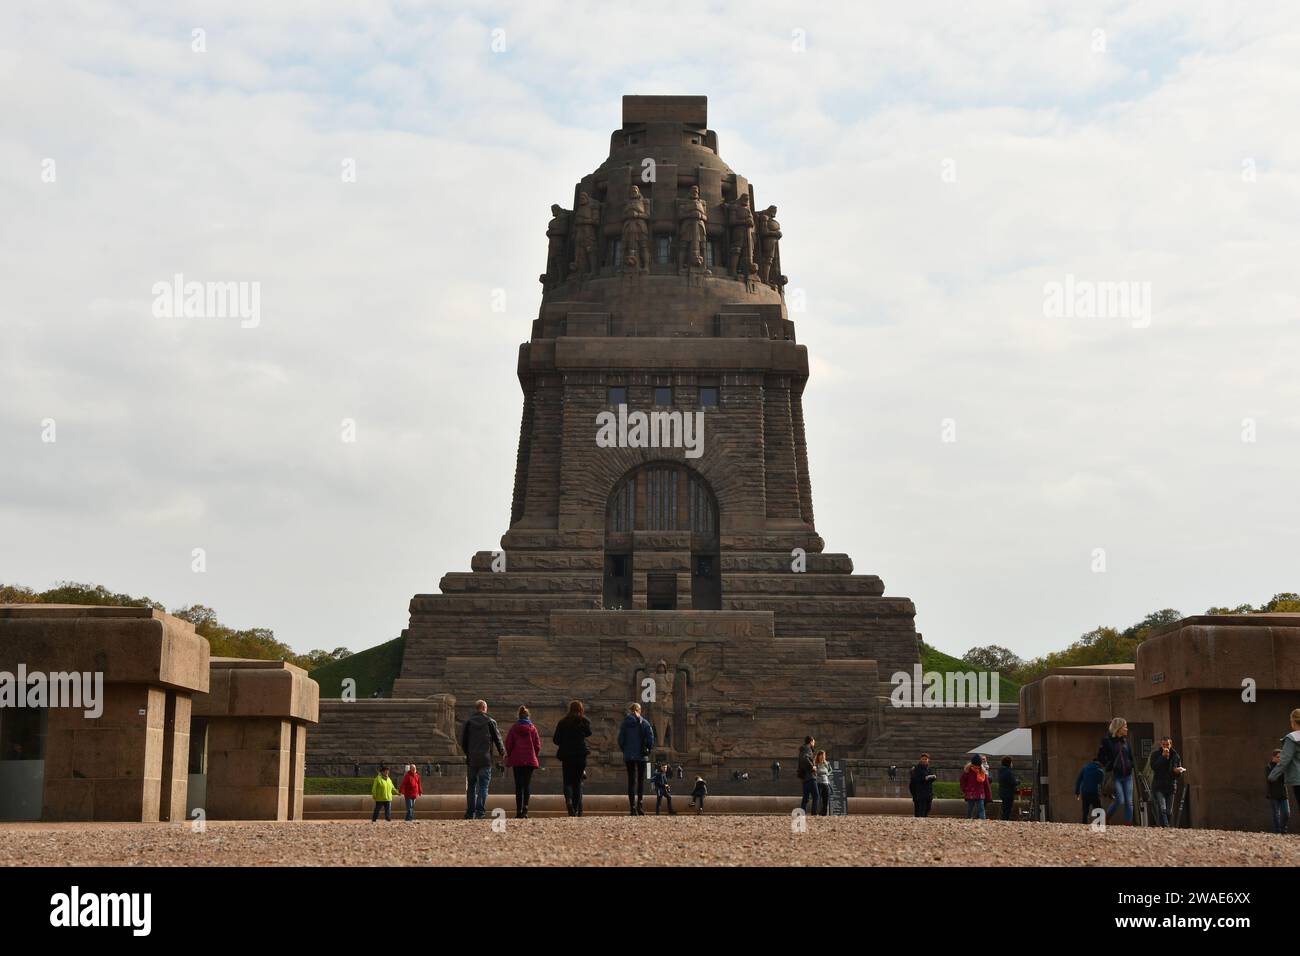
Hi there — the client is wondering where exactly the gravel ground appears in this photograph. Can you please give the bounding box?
[0,816,1295,867]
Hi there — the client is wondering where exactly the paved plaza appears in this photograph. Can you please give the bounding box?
[1,817,1294,868]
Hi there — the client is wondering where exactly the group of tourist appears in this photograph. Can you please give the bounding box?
[366,699,712,821]
[366,702,1300,829]
[901,707,1300,832]
[905,717,1162,825]
[795,735,835,815]
[1076,710,1300,832]
[907,752,1019,820]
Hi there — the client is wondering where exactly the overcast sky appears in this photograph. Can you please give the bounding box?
[2,1,1297,662]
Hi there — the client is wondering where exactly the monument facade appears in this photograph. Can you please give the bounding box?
[385,96,934,778]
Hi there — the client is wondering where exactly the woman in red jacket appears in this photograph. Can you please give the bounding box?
[959,754,992,820]
[399,762,422,822]
[504,705,542,818]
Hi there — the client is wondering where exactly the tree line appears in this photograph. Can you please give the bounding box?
[0,581,351,672]
[962,592,1299,685]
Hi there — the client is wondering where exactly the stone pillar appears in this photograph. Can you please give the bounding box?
[0,606,209,823]
[763,375,802,522]
[191,659,320,821]
[519,376,563,528]
[791,385,815,527]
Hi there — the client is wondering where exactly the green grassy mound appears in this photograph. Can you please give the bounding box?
[918,643,1021,704]
[309,636,405,699]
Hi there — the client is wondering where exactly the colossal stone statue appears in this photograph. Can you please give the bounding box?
[727,192,757,278]
[545,204,571,287]
[571,191,602,277]
[756,204,782,288]
[621,184,650,273]
[676,185,709,274]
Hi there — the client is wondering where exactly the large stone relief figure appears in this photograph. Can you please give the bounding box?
[726,192,757,278]
[621,184,650,273]
[755,204,782,289]
[676,185,710,274]
[652,658,675,751]
[544,204,571,287]
[570,191,602,277]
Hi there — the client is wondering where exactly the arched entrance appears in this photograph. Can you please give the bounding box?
[604,463,720,610]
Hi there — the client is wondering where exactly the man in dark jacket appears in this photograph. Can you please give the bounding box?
[1148,737,1185,827]
[908,753,937,817]
[617,703,655,815]
[1076,758,1105,824]
[997,756,1019,820]
[797,736,818,815]
[461,699,505,819]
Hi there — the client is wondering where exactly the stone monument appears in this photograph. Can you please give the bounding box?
[381,95,951,785]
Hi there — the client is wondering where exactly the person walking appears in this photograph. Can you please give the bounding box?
[979,754,993,817]
[908,753,937,817]
[690,775,708,814]
[370,765,398,822]
[997,756,1019,821]
[651,763,677,815]
[1267,708,1300,824]
[504,705,542,818]
[553,699,593,817]
[461,699,505,820]
[1267,748,1290,834]
[797,736,819,815]
[1148,736,1184,827]
[617,702,655,816]
[959,755,991,819]
[771,760,781,782]
[398,762,422,822]
[1098,717,1136,824]
[814,751,832,816]
[1076,758,1105,824]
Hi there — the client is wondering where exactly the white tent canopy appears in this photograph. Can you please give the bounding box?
[968,727,1033,756]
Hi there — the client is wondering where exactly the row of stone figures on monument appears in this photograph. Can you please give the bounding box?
[543,187,785,291]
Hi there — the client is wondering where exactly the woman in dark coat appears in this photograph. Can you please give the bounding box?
[552,699,593,816]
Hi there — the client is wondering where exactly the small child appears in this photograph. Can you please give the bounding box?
[371,765,398,822]
[1075,758,1104,824]
[651,763,677,815]
[690,776,707,814]
[1268,749,1290,834]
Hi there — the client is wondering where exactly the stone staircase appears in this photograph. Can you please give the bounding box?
[306,699,459,776]
[861,703,1022,788]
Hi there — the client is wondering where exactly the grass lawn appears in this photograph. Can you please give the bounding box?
[305,776,376,795]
